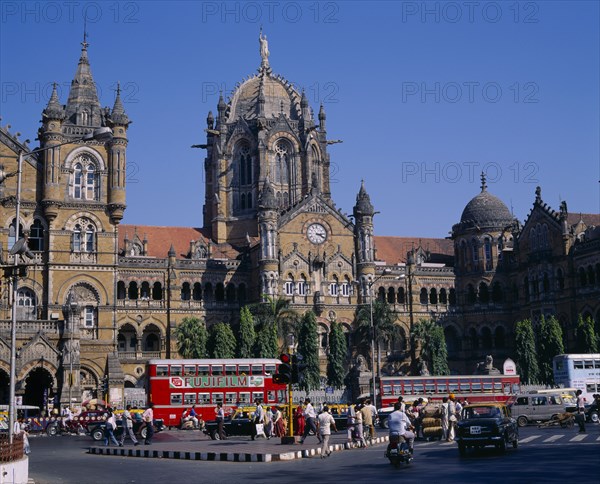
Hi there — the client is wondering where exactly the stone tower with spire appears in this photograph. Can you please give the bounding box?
[353,180,376,303]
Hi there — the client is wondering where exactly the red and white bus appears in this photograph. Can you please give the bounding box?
[379,374,521,408]
[147,358,287,426]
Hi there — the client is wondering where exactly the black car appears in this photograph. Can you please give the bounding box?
[90,412,165,441]
[456,403,519,456]
[564,402,599,424]
[204,410,255,440]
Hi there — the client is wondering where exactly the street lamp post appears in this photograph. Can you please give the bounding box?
[398,249,416,372]
[367,268,391,406]
[5,127,113,444]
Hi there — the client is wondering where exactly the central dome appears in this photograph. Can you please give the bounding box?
[460,190,513,227]
[227,71,303,122]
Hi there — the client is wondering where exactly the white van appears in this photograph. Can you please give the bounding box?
[510,393,567,427]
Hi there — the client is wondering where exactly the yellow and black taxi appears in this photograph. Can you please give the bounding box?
[456,403,519,456]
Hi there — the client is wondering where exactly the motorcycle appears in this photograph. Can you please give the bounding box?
[385,432,413,468]
[46,418,86,437]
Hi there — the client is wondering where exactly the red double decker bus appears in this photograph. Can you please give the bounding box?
[379,374,521,408]
[147,358,287,426]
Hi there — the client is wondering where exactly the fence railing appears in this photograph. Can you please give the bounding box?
[0,434,24,463]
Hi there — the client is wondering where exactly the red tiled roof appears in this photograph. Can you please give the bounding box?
[567,213,600,228]
[119,225,240,259]
[374,236,454,265]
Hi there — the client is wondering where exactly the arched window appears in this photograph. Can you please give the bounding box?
[8,220,23,249]
[181,282,191,301]
[73,221,95,252]
[471,239,479,263]
[397,287,405,304]
[341,277,351,297]
[330,276,339,297]
[285,275,295,296]
[429,288,438,305]
[117,281,126,300]
[29,219,44,251]
[387,287,395,304]
[479,282,489,303]
[17,288,36,307]
[141,282,150,299]
[274,140,290,186]
[128,282,138,300]
[419,288,428,304]
[71,154,99,200]
[449,288,456,306]
[530,228,537,250]
[215,283,225,302]
[439,288,447,304]
[297,276,308,296]
[226,283,236,303]
[481,327,493,349]
[152,282,162,300]
[378,286,386,302]
[193,283,202,301]
[238,143,252,187]
[83,306,96,328]
[484,238,493,271]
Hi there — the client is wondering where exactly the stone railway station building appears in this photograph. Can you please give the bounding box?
[1,37,598,408]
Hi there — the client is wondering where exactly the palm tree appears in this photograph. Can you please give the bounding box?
[174,317,208,358]
[410,319,450,376]
[250,295,299,350]
[355,299,401,377]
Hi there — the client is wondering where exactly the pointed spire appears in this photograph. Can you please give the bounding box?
[43,82,64,120]
[318,103,326,130]
[300,89,308,108]
[64,32,102,127]
[110,82,130,126]
[535,186,542,203]
[168,244,176,257]
[259,179,277,209]
[207,111,214,129]
[480,172,487,192]
[217,91,226,112]
[354,180,375,216]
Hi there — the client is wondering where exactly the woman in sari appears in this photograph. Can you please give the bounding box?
[294,405,305,436]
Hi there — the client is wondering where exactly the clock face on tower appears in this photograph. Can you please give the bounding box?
[307,223,327,244]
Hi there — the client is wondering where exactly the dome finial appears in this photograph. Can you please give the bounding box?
[259,28,270,69]
[535,186,542,202]
[480,172,487,192]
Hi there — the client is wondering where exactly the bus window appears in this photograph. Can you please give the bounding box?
[555,360,564,371]
[184,393,196,405]
[252,391,263,403]
[471,381,482,393]
[413,380,423,394]
[171,393,183,405]
[157,365,168,377]
[393,384,403,395]
[198,365,209,376]
[212,365,223,376]
[239,392,251,404]
[425,382,435,394]
[198,393,210,404]
[483,382,493,392]
[574,360,584,369]
[239,365,250,375]
[184,365,196,376]
[277,390,286,403]
[493,382,502,391]
[265,365,276,376]
[383,385,392,396]
[171,365,183,376]
[225,392,237,404]
[587,383,598,393]
[212,393,224,404]
[584,360,594,369]
[503,383,511,394]
[438,383,447,393]
[266,391,275,402]
[251,365,263,375]
[225,365,237,376]
[459,381,471,392]
[595,360,600,368]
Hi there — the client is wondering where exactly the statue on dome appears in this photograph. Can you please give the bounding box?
[259,29,270,67]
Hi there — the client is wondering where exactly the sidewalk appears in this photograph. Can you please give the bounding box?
[88,431,389,463]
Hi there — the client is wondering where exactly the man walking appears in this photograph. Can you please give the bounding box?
[300,398,321,444]
[119,405,139,446]
[360,401,374,444]
[318,406,337,458]
[142,403,155,445]
[216,402,226,440]
[365,398,378,441]
[576,389,586,433]
[251,398,265,440]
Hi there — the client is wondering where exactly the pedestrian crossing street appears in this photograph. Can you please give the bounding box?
[417,432,600,448]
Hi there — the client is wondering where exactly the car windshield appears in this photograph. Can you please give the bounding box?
[464,406,502,419]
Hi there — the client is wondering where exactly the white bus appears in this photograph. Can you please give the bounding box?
[553,353,600,403]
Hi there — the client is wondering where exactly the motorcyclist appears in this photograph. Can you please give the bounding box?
[387,402,415,454]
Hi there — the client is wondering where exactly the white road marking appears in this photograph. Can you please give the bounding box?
[569,434,588,442]
[519,435,541,443]
[596,435,600,441]
[542,435,563,443]
[441,442,455,446]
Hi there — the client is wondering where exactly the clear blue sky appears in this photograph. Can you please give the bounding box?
[1,1,598,238]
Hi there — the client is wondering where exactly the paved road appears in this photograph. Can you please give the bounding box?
[28,425,600,484]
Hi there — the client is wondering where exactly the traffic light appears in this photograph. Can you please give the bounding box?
[273,354,292,384]
[291,354,307,385]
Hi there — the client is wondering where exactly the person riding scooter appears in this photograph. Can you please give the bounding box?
[387,401,415,454]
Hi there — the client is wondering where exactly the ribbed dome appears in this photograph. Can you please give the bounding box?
[460,188,513,229]
[227,70,303,122]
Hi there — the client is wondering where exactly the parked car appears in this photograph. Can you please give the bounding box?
[456,403,519,456]
[204,409,255,440]
[509,393,567,427]
[564,403,599,424]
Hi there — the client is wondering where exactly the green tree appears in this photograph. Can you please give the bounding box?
[355,299,401,374]
[254,321,279,358]
[297,311,321,391]
[327,321,347,389]
[174,317,208,358]
[207,322,237,359]
[537,315,565,385]
[410,319,450,376]
[514,319,540,384]
[237,306,256,358]
[575,314,599,353]
[251,295,299,348]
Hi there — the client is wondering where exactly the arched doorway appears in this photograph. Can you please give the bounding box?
[23,367,54,409]
[0,369,9,405]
